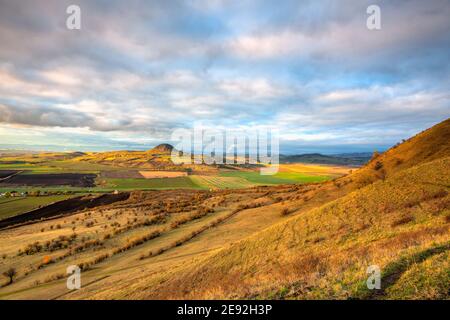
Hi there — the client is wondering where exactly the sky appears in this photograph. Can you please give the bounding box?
[0,0,449,154]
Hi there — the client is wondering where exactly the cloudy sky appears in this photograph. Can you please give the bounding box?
[0,0,449,153]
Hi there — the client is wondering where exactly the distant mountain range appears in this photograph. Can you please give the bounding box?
[279,152,373,166]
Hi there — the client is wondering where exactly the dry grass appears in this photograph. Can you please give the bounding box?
[0,119,449,299]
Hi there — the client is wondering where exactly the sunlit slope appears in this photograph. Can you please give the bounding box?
[143,156,449,299]
[1,119,449,300]
[61,118,450,299]
[344,118,450,187]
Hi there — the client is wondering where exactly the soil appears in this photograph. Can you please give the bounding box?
[0,173,97,187]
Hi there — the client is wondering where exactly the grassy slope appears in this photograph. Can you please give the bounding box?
[0,118,448,300]
[84,119,448,299]
[139,157,449,299]
[344,118,450,187]
[0,189,288,299]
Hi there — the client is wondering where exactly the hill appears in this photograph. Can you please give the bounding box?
[141,156,449,299]
[280,153,370,166]
[149,144,174,154]
[83,118,448,299]
[71,143,217,172]
[0,118,448,300]
[343,118,450,188]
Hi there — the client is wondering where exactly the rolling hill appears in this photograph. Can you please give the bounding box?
[279,153,371,166]
[142,156,449,299]
[0,119,448,300]
[70,118,449,300]
[141,119,449,299]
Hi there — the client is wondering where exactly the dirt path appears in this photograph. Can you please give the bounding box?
[0,170,23,182]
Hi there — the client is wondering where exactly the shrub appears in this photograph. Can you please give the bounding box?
[391,215,415,227]
[143,214,166,226]
[280,207,290,216]
[374,161,383,171]
[23,241,43,255]
[85,221,94,228]
[113,230,162,255]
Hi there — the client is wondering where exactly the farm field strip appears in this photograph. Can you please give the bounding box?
[189,175,256,190]
[277,163,351,176]
[219,171,332,185]
[139,171,188,179]
[99,177,204,190]
[0,173,96,188]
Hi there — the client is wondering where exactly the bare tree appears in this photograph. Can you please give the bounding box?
[3,267,17,285]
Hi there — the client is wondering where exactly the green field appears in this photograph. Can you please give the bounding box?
[220,171,331,185]
[0,158,333,195]
[0,195,76,220]
[100,177,204,190]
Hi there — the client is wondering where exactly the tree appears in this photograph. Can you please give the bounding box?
[3,267,17,284]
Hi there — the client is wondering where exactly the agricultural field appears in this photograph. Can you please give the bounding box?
[0,173,96,188]
[277,163,352,176]
[190,163,348,189]
[139,171,188,179]
[220,171,330,185]
[97,177,203,191]
[0,148,352,219]
[0,151,351,193]
[0,195,76,220]
[190,175,256,190]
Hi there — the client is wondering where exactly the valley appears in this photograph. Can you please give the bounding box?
[0,118,448,300]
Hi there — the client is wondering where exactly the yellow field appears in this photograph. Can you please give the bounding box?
[139,171,188,179]
[277,163,352,176]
